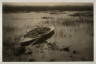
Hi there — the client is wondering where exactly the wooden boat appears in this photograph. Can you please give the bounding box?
[20,26,54,47]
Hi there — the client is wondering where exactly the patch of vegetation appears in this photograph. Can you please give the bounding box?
[3,5,93,13]
[41,16,53,19]
[69,12,93,17]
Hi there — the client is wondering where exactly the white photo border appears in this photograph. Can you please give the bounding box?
[0,0,95,64]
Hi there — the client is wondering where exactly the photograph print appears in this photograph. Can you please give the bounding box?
[3,2,93,62]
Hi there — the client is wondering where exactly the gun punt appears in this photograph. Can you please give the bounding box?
[20,26,54,47]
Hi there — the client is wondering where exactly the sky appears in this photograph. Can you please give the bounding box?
[3,2,93,6]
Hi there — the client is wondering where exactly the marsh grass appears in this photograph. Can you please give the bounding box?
[3,11,93,61]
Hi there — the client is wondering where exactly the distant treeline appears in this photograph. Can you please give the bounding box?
[3,5,93,13]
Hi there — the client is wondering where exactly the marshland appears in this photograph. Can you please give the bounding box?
[3,3,93,61]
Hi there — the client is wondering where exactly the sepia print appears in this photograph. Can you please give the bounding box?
[3,2,93,61]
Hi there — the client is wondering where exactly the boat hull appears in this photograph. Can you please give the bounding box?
[20,29,54,46]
